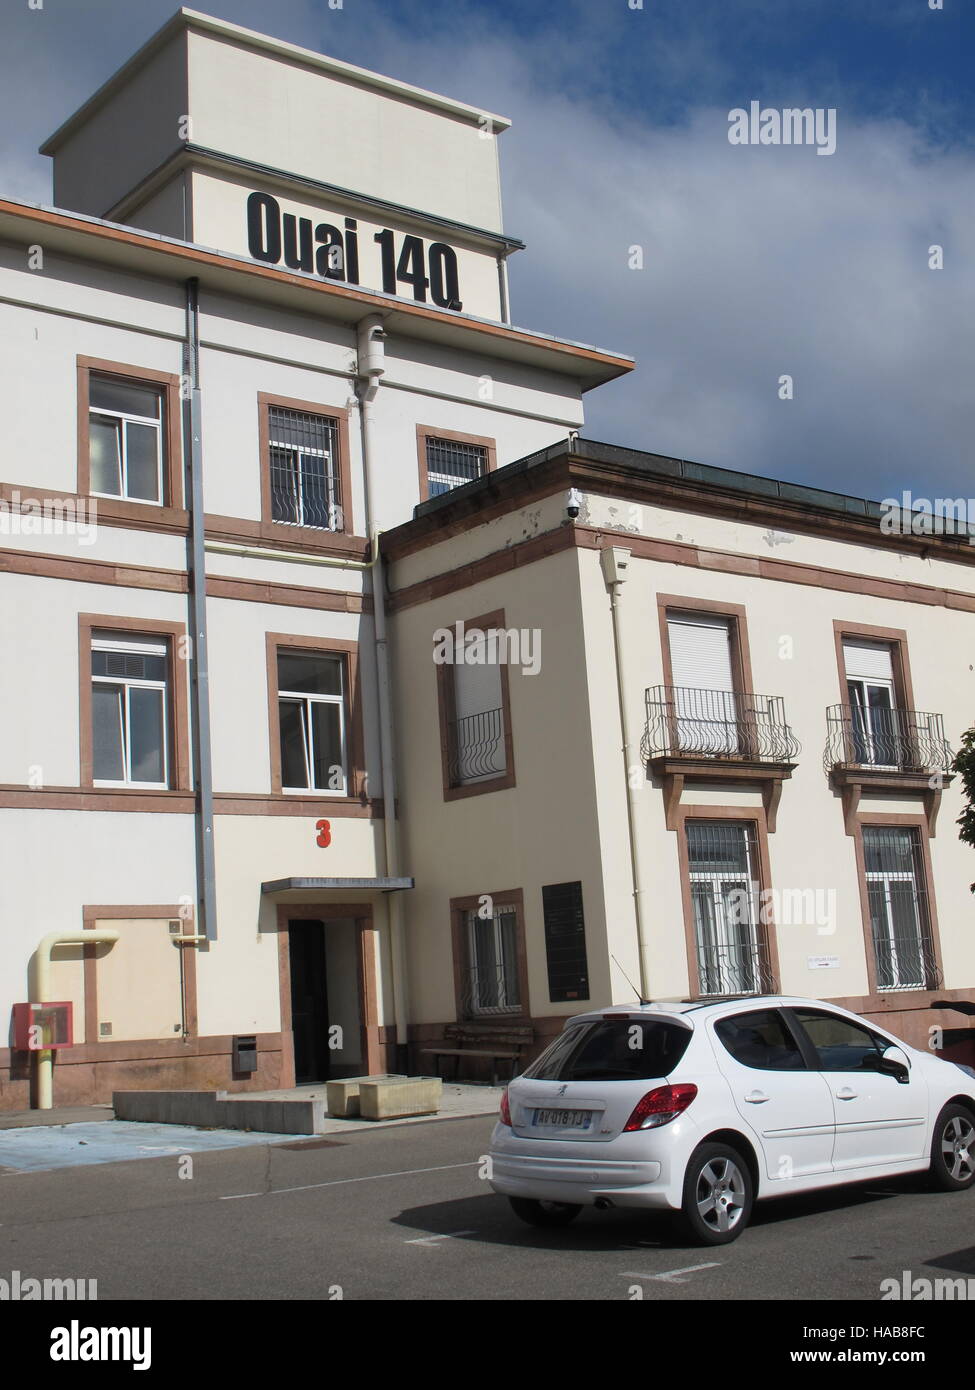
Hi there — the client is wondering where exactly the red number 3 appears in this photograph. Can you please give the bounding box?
[316,819,332,848]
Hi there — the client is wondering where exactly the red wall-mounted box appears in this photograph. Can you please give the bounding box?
[12,1002,73,1050]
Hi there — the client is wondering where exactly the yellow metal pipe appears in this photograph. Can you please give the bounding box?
[31,930,120,1110]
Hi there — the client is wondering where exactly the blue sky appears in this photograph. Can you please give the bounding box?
[1,0,972,500]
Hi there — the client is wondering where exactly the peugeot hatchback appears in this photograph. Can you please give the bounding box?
[488,997,975,1244]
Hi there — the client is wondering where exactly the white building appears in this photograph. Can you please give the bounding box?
[2,9,971,1110]
[0,8,630,1106]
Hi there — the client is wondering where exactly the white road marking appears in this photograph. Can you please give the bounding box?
[621,1262,722,1284]
[219,1160,478,1200]
[404,1230,477,1246]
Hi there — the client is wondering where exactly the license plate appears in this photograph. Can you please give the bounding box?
[533,1108,593,1129]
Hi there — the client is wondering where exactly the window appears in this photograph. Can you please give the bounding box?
[465,903,520,1014]
[277,651,347,793]
[714,1010,806,1071]
[862,826,937,990]
[417,426,496,502]
[524,1019,693,1082]
[88,376,163,503]
[91,632,169,787]
[268,406,342,530]
[687,821,767,996]
[425,436,487,497]
[667,611,739,753]
[843,640,897,766]
[437,613,515,798]
[792,1009,887,1072]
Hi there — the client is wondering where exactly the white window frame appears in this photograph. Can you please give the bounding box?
[269,428,340,531]
[91,634,169,789]
[863,829,929,990]
[688,822,761,996]
[89,378,164,505]
[278,659,347,795]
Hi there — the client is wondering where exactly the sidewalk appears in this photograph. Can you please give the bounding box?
[0,1084,503,1134]
[0,1104,115,1129]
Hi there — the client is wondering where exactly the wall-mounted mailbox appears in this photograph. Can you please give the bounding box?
[232,1034,257,1075]
[13,1002,73,1050]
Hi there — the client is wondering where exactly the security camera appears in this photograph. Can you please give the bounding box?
[566,487,582,520]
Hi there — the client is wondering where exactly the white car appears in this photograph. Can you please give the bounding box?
[488,996,975,1244]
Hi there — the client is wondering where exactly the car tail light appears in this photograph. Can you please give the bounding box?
[499,1088,512,1126]
[623,1083,697,1131]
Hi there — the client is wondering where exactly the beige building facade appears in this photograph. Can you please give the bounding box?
[2,9,971,1109]
[383,441,975,1068]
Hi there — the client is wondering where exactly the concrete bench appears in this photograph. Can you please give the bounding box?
[358,1076,442,1120]
[326,1074,406,1118]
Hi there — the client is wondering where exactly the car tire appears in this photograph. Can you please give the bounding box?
[508,1197,582,1228]
[928,1104,975,1192]
[679,1142,753,1245]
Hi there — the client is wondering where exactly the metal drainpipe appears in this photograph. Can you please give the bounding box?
[600,546,652,1001]
[355,313,410,1070]
[184,278,217,942]
[33,930,119,1109]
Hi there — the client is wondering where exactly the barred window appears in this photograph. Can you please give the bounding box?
[268,407,341,530]
[464,905,520,1016]
[425,436,487,498]
[687,821,770,997]
[862,826,938,990]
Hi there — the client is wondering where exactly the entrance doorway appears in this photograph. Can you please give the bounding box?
[288,920,330,1084]
[283,913,376,1084]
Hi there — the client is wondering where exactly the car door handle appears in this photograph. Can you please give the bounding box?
[835,1087,858,1100]
[743,1090,769,1104]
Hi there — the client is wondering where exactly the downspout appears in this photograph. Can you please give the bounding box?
[355,313,410,1070]
[600,546,652,1001]
[184,278,217,941]
[32,931,119,1109]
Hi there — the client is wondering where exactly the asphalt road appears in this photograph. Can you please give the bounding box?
[2,1113,974,1302]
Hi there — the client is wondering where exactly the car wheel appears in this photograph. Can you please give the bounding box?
[508,1197,582,1228]
[929,1104,975,1191]
[679,1142,753,1245]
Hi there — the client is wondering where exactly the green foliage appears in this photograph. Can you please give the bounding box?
[952,726,975,892]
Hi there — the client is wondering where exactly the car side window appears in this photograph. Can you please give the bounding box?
[792,1009,886,1073]
[713,1010,807,1071]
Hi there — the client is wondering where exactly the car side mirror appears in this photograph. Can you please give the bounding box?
[878,1045,911,1083]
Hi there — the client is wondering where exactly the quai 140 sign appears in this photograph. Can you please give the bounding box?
[246,192,463,310]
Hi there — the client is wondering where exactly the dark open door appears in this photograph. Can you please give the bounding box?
[288,920,330,1083]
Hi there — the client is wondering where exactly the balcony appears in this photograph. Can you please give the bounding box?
[824,705,954,833]
[642,686,800,829]
[447,707,506,785]
[824,705,953,775]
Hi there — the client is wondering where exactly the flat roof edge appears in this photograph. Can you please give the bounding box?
[41,7,510,155]
[0,197,634,380]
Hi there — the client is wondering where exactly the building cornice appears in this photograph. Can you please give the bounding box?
[0,199,632,390]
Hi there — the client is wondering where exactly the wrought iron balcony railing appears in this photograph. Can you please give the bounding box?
[823,705,953,775]
[642,685,801,763]
[695,942,777,998]
[448,706,506,785]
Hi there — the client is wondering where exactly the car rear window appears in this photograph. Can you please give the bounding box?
[523,1019,692,1082]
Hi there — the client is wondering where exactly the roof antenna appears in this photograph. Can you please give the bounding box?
[611,954,648,1005]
